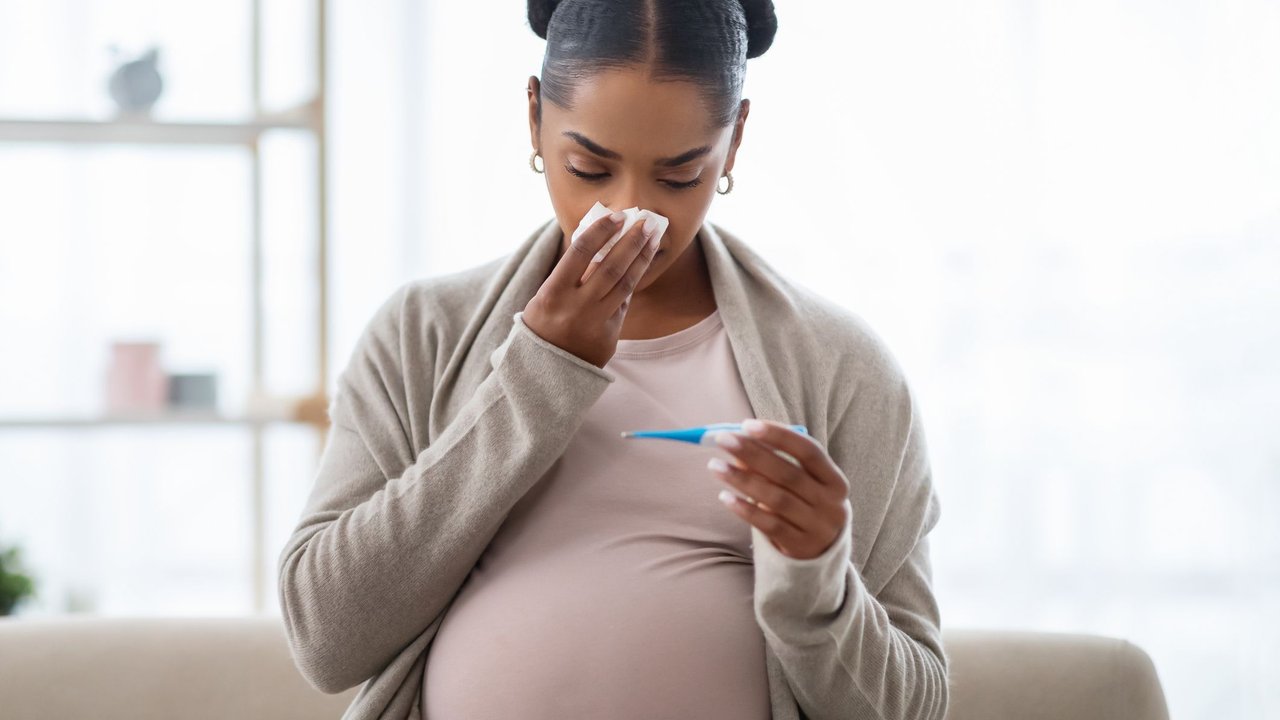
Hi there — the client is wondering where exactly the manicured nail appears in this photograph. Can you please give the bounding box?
[742,419,765,436]
[707,457,729,473]
[718,489,736,506]
[714,432,740,449]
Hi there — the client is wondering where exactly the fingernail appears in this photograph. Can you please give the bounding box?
[742,419,765,436]
[707,457,729,473]
[718,489,736,506]
[714,432,740,449]
[643,214,658,236]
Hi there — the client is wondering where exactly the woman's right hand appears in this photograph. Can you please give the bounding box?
[521,211,660,369]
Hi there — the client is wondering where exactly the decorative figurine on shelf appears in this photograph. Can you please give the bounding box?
[107,45,164,117]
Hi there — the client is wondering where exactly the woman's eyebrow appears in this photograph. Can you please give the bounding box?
[562,130,712,166]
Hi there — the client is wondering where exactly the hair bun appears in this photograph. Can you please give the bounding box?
[739,0,778,59]
[527,0,563,40]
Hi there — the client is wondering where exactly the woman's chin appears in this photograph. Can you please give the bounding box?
[636,249,666,286]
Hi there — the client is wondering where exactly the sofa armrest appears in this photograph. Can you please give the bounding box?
[941,628,1170,720]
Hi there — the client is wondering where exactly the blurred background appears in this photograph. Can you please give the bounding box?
[0,1,1276,718]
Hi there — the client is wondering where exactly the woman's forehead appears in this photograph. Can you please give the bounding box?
[543,70,723,157]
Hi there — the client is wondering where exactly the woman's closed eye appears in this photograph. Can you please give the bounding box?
[563,162,704,190]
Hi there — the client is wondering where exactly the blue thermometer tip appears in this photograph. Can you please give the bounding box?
[620,422,808,445]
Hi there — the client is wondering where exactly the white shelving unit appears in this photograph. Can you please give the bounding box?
[0,105,313,144]
[0,0,331,614]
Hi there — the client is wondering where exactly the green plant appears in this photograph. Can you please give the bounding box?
[0,542,37,615]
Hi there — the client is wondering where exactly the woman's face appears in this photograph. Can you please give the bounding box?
[528,67,747,293]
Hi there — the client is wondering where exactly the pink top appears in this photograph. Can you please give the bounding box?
[422,308,770,719]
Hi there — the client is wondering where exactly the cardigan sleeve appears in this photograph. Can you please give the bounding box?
[750,366,949,720]
[276,285,615,695]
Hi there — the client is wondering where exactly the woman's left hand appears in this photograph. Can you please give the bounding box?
[707,419,852,560]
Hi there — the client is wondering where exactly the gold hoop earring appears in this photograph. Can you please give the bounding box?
[530,151,545,174]
[716,171,733,195]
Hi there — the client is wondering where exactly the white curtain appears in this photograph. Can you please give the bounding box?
[329,2,1280,719]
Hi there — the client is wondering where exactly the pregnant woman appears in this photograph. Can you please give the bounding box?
[277,2,949,719]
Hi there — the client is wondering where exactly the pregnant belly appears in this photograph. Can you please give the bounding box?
[420,547,771,720]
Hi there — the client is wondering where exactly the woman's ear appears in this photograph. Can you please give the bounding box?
[527,76,542,149]
[724,98,750,174]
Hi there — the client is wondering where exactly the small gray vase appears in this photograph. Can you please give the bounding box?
[108,46,164,116]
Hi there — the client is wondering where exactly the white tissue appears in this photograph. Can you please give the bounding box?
[570,201,670,264]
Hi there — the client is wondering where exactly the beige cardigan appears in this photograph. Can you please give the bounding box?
[277,217,950,720]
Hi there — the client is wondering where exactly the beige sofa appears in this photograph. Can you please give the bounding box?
[0,615,1169,719]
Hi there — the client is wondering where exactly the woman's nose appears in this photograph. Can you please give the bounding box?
[607,177,657,215]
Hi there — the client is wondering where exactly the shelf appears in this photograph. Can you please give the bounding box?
[0,99,319,146]
[0,393,331,430]
[0,414,298,429]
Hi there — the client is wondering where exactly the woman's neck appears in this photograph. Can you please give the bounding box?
[617,233,717,339]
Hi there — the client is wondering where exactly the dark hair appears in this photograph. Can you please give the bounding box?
[527,0,778,129]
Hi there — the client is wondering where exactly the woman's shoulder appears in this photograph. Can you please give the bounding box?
[405,255,508,321]
[363,255,508,337]
[343,255,509,379]
[712,221,906,385]
[771,275,911,391]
